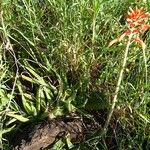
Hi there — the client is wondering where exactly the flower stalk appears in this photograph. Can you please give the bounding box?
[101,6,150,136]
[101,33,133,136]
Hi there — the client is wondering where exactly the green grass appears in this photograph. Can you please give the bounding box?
[0,0,150,149]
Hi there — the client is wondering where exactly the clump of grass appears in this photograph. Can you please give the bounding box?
[0,0,150,149]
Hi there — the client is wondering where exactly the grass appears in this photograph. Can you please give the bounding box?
[0,0,150,149]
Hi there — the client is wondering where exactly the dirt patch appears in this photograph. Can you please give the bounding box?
[11,113,101,150]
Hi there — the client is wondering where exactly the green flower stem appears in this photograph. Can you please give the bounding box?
[101,33,133,136]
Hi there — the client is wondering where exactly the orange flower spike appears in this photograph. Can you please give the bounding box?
[128,7,145,20]
[108,7,150,47]
[127,7,139,20]
[126,7,150,27]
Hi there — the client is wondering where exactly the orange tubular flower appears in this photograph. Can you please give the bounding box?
[109,7,150,49]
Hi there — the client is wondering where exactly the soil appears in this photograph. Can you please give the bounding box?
[11,112,103,150]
